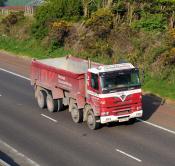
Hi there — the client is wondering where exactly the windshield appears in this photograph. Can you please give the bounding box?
[100,69,140,93]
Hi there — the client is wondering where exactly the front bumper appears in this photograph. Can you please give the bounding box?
[100,110,143,124]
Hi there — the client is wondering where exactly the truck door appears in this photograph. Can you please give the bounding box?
[87,72,100,115]
[90,73,99,94]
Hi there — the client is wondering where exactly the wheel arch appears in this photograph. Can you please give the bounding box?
[35,85,49,98]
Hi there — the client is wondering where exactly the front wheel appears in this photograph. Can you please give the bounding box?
[70,103,83,123]
[87,110,100,130]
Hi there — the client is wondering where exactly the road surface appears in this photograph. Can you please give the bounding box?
[0,52,175,166]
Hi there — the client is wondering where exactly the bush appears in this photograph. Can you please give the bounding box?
[112,1,127,16]
[32,0,83,39]
[132,13,167,31]
[2,11,24,26]
[86,8,114,38]
[31,21,49,39]
[49,20,71,48]
[1,11,25,33]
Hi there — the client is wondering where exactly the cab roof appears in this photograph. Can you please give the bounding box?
[88,63,135,74]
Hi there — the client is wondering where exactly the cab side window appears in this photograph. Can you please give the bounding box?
[91,73,99,91]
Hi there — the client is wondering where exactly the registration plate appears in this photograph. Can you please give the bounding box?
[118,117,129,122]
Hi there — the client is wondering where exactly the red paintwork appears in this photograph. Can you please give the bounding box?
[31,59,86,109]
[99,93,142,116]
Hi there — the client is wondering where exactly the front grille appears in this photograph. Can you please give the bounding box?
[112,105,131,111]
[114,100,132,104]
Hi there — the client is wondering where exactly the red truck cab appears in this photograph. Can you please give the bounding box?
[86,64,142,126]
[31,56,143,130]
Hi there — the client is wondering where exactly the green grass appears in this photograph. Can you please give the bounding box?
[143,76,175,100]
[0,36,72,59]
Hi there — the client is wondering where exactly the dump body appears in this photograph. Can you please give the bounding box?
[31,56,99,109]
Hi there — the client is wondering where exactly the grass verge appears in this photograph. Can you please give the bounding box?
[0,36,72,59]
[143,76,175,100]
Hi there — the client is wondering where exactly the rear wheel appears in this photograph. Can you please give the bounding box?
[87,110,100,130]
[37,90,46,109]
[46,93,58,113]
[57,99,63,112]
[70,103,83,123]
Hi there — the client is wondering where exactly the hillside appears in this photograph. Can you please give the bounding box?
[0,0,175,99]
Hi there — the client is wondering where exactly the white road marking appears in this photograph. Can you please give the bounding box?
[0,140,40,166]
[1,67,175,135]
[137,118,175,135]
[116,149,142,163]
[41,114,58,123]
[0,159,11,166]
[0,67,30,81]
[0,94,2,97]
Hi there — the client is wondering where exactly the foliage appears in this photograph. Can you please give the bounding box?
[32,0,83,39]
[0,36,72,59]
[132,13,167,31]
[49,20,71,49]
[1,11,24,25]
[1,11,25,33]
[86,8,113,38]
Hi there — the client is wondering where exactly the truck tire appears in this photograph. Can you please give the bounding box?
[87,110,100,130]
[46,93,58,113]
[57,99,63,112]
[37,90,47,109]
[70,103,83,123]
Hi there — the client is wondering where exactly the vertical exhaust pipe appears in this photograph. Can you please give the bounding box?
[88,58,91,69]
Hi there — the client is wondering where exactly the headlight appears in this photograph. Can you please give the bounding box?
[137,106,142,110]
[101,112,109,116]
[100,100,106,105]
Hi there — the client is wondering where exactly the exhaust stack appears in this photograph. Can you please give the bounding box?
[88,58,91,69]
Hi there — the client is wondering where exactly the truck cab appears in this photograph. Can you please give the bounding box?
[86,63,143,125]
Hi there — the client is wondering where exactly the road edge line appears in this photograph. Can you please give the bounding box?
[0,159,11,166]
[137,118,175,135]
[0,67,30,81]
[0,139,40,166]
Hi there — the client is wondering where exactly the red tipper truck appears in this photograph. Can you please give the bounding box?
[31,55,143,129]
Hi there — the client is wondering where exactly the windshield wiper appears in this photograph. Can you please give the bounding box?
[128,84,141,90]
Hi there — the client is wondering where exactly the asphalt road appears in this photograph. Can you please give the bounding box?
[0,52,175,166]
[0,65,175,166]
